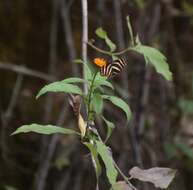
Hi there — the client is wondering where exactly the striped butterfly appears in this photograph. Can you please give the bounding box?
[100,58,127,78]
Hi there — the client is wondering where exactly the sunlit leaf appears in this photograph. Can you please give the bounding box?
[129,167,176,189]
[92,92,103,115]
[94,73,114,90]
[132,45,172,81]
[95,27,107,39]
[126,16,134,46]
[102,95,131,122]
[11,124,80,135]
[36,82,83,99]
[95,27,116,52]
[105,37,116,52]
[84,142,102,179]
[102,116,115,142]
[96,140,118,185]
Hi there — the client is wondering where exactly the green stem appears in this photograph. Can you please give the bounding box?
[114,161,137,190]
[87,71,98,122]
[87,42,113,56]
[87,41,133,56]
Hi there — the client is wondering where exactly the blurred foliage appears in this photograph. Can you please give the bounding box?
[0,0,193,190]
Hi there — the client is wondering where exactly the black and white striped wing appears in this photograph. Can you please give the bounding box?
[100,64,113,77]
[111,58,127,76]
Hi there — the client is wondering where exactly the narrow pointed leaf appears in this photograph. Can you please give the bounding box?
[36,82,83,99]
[105,37,116,52]
[84,142,102,179]
[11,124,80,135]
[102,116,115,142]
[96,140,118,185]
[102,95,131,122]
[95,27,116,52]
[94,73,114,89]
[92,93,103,115]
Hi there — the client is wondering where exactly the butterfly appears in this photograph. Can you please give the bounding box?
[100,58,127,78]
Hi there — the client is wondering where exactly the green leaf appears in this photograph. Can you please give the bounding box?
[126,15,134,46]
[95,27,107,39]
[105,37,116,52]
[96,140,118,185]
[92,92,103,115]
[94,73,114,90]
[36,82,83,99]
[132,45,172,81]
[95,27,116,52]
[102,117,115,142]
[11,124,80,136]
[102,95,131,122]
[84,142,102,179]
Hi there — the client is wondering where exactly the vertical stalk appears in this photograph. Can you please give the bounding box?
[81,0,88,94]
[87,71,98,122]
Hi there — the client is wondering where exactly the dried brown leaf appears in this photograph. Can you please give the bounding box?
[78,114,87,138]
[129,167,176,189]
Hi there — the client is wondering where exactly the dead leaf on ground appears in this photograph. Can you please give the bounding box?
[129,167,176,189]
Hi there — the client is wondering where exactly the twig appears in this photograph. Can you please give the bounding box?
[60,0,79,76]
[1,74,23,165]
[87,41,132,56]
[0,62,55,81]
[87,71,98,122]
[113,0,129,97]
[34,0,59,189]
[34,101,69,190]
[113,156,137,190]
[81,0,88,93]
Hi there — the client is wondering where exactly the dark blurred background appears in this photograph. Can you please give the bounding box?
[0,0,193,190]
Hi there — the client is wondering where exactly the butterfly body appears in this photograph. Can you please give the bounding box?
[100,58,127,78]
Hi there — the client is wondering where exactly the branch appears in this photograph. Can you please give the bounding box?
[34,0,60,189]
[113,0,129,97]
[0,62,55,81]
[60,0,79,75]
[1,74,23,167]
[87,41,132,56]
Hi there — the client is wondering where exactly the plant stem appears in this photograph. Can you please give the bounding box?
[87,41,113,56]
[87,71,98,122]
[87,41,133,56]
[113,161,137,190]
